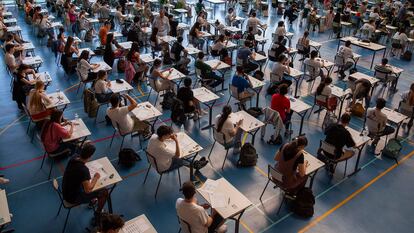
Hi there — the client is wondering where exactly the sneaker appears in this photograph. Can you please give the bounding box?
[193,159,208,170]
[0,177,10,184]
[217,225,228,233]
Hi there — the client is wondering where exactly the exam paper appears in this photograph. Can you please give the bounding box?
[123,218,150,233]
[210,193,227,209]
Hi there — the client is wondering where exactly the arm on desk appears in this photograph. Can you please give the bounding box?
[83,173,100,193]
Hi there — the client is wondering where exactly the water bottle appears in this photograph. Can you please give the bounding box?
[180,124,184,133]
[74,113,79,121]
[362,127,369,139]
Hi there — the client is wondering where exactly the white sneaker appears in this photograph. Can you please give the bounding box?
[0,177,10,184]
[217,224,227,233]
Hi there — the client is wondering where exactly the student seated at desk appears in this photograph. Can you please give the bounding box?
[77,50,100,82]
[177,78,203,116]
[171,37,190,74]
[297,31,310,59]
[126,42,150,83]
[189,22,205,50]
[244,27,258,52]
[61,36,79,73]
[40,110,77,155]
[322,113,355,171]
[176,181,227,233]
[27,80,53,121]
[270,54,293,87]
[226,7,237,27]
[147,125,208,173]
[231,66,254,109]
[103,33,124,68]
[315,77,337,110]
[98,213,125,233]
[62,143,109,216]
[271,84,293,134]
[374,58,397,89]
[5,44,21,74]
[237,40,259,74]
[195,52,224,89]
[275,21,287,37]
[304,50,326,80]
[94,70,112,103]
[348,78,371,108]
[391,28,409,56]
[107,94,151,138]
[367,98,395,147]
[215,105,243,152]
[336,40,354,78]
[149,58,174,92]
[274,136,308,194]
[246,12,265,35]
[360,19,376,40]
[270,36,289,62]
[211,35,229,60]
[12,64,36,110]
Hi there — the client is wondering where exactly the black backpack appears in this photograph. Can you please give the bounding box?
[382,138,402,164]
[237,143,258,167]
[161,91,176,110]
[171,98,186,125]
[401,51,412,61]
[246,107,263,118]
[291,187,315,218]
[118,148,141,167]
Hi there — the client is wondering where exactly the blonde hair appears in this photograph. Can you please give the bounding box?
[29,80,45,111]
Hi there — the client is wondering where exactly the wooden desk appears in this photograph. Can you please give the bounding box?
[234,110,265,144]
[91,61,112,73]
[193,87,220,130]
[62,118,91,143]
[346,126,370,177]
[120,214,157,233]
[46,92,70,110]
[109,79,133,93]
[290,97,312,136]
[197,178,252,233]
[131,102,162,132]
[86,157,122,213]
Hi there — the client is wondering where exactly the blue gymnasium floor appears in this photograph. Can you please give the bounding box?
[1,3,414,233]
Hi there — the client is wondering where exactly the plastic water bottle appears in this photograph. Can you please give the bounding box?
[362,127,369,139]
[74,113,79,121]
[180,124,184,133]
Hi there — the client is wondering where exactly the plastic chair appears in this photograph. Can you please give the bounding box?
[317,140,353,177]
[208,127,235,170]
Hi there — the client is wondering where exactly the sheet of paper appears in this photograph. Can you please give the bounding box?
[123,218,150,233]
[201,179,218,194]
[87,161,108,180]
[210,193,227,209]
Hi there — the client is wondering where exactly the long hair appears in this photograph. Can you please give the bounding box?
[217,105,232,132]
[126,42,139,61]
[64,36,74,54]
[29,80,45,111]
[316,77,332,96]
[78,50,89,61]
[41,110,63,143]
[408,83,414,106]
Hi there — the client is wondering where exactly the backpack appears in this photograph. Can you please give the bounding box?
[401,51,412,61]
[118,148,141,167]
[83,89,99,118]
[253,70,264,81]
[171,98,186,125]
[291,187,315,218]
[382,138,402,164]
[117,58,126,73]
[237,143,258,167]
[161,91,176,110]
[351,103,365,117]
[246,107,263,118]
[266,83,280,95]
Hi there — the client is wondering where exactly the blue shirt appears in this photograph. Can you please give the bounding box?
[232,75,250,93]
[237,47,252,63]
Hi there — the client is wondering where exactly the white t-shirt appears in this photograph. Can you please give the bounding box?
[106,106,134,134]
[211,41,224,51]
[271,62,289,78]
[246,17,261,34]
[153,15,170,36]
[94,79,109,94]
[176,198,209,233]
[338,46,353,61]
[304,58,322,77]
[367,108,387,133]
[393,32,408,45]
[147,134,176,172]
[215,113,236,144]
[369,12,380,21]
[77,59,92,81]
[275,26,286,37]
[316,85,332,102]
[360,23,376,35]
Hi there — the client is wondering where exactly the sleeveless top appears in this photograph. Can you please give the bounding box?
[275,145,305,189]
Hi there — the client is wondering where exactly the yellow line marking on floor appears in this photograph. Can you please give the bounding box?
[137,85,145,96]
[0,114,25,136]
[240,220,255,233]
[255,166,267,178]
[298,149,414,233]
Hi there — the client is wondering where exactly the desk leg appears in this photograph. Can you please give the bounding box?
[202,101,216,130]
[250,129,259,145]
[370,51,376,70]
[297,110,308,136]
[338,97,345,119]
[309,170,319,189]
[348,145,365,177]
[294,77,300,98]
[107,184,117,213]
[255,88,261,107]
[231,209,246,233]
[395,122,402,138]
[337,39,341,51]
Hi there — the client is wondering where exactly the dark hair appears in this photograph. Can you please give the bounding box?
[156,125,173,138]
[100,214,125,232]
[278,21,284,27]
[150,27,159,42]
[279,84,288,95]
[197,51,205,60]
[5,43,14,52]
[182,181,196,199]
[97,70,107,79]
[340,113,351,124]
[251,12,256,17]
[316,77,332,95]
[79,143,96,159]
[41,110,64,143]
[110,94,120,107]
[345,40,351,47]
[104,20,111,25]
[294,136,308,147]
[304,31,309,37]
[177,36,183,43]
[64,36,74,54]
[153,58,162,67]
[17,64,31,73]
[277,54,287,62]
[310,50,318,59]
[217,105,232,132]
[236,66,244,74]
[79,50,89,61]
[184,77,192,87]
[126,42,140,61]
[376,98,386,109]
[381,58,388,65]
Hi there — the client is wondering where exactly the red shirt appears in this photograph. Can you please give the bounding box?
[42,123,71,153]
[271,94,290,121]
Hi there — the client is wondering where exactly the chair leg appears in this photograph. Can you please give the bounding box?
[109,130,116,148]
[208,141,216,161]
[76,82,82,94]
[154,174,163,198]
[119,136,125,152]
[259,179,270,202]
[177,168,182,187]
[56,202,63,216]
[154,93,159,106]
[277,194,285,215]
[26,120,32,134]
[307,104,315,119]
[147,88,152,101]
[221,149,229,170]
[343,160,348,178]
[226,96,231,105]
[40,152,47,169]
[62,208,71,233]
[48,159,54,180]
[143,164,152,184]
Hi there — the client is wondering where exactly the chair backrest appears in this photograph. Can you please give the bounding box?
[178,217,192,233]
[304,63,318,78]
[296,42,305,51]
[320,140,336,155]
[236,57,244,66]
[263,107,281,124]
[52,179,64,202]
[145,150,162,174]
[229,84,240,99]
[373,69,388,81]
[270,72,282,82]
[366,114,381,134]
[334,54,345,66]
[148,78,158,92]
[268,164,283,182]
[212,127,226,145]
[399,100,414,116]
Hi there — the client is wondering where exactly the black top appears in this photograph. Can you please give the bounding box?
[62,157,91,203]
[169,19,178,37]
[280,145,304,171]
[177,86,194,113]
[324,123,355,155]
[171,42,184,62]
